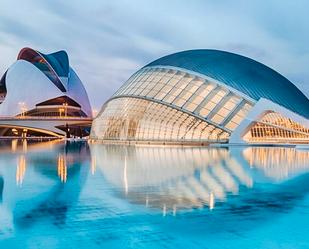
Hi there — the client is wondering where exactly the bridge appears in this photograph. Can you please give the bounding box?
[0,116,92,137]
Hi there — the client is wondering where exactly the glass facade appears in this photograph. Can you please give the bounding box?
[91,97,229,142]
[146,49,309,119]
[92,65,308,144]
[113,67,253,130]
[92,66,256,143]
[244,112,309,143]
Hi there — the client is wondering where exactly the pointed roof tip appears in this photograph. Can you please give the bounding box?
[49,49,68,55]
[17,47,35,60]
[16,47,68,92]
[42,50,69,78]
[17,47,70,78]
[46,50,69,63]
[18,47,69,61]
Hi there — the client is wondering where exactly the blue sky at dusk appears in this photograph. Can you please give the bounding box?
[0,0,308,110]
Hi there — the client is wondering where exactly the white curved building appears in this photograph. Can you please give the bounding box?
[91,49,309,144]
[0,47,92,137]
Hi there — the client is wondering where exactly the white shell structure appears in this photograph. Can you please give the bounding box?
[0,47,91,117]
[0,47,92,137]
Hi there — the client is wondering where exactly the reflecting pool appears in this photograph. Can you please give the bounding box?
[0,140,308,248]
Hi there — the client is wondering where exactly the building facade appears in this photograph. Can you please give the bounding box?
[0,47,92,137]
[91,49,309,144]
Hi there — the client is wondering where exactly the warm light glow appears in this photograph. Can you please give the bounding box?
[11,139,17,152]
[92,109,98,118]
[11,128,18,135]
[16,155,26,186]
[57,154,67,183]
[22,139,27,152]
[209,192,215,210]
[243,147,309,180]
[93,145,255,211]
[91,155,96,175]
[91,97,230,142]
[91,67,255,143]
[62,102,68,117]
[59,108,64,117]
[244,112,309,143]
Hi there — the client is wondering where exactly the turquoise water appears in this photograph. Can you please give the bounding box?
[0,140,308,249]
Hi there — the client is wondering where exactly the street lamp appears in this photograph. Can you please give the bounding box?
[18,102,27,117]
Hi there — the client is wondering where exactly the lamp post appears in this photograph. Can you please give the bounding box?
[18,102,27,117]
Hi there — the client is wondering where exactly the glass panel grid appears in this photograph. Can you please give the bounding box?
[92,97,230,142]
[243,112,309,143]
[110,67,254,134]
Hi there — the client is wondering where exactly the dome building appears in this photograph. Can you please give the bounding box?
[91,49,309,144]
[0,47,92,137]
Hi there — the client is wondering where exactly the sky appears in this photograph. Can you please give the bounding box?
[0,0,308,110]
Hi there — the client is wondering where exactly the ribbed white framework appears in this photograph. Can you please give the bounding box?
[91,57,309,144]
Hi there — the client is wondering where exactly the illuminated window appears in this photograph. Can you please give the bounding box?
[243,112,309,143]
[96,67,259,142]
[91,97,230,143]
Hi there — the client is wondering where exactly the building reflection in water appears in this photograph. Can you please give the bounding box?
[91,155,96,175]
[22,139,27,153]
[57,154,67,183]
[0,139,308,226]
[11,139,18,152]
[0,176,4,203]
[0,140,90,228]
[13,139,63,186]
[90,145,253,212]
[15,139,28,186]
[16,155,26,186]
[90,144,309,214]
[2,139,90,186]
[243,147,309,181]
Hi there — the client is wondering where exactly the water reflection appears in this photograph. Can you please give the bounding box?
[16,155,26,186]
[17,142,89,228]
[90,144,309,213]
[0,140,90,229]
[243,147,309,180]
[0,141,308,248]
[57,154,67,183]
[0,176,3,203]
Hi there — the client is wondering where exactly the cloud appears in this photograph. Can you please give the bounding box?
[0,0,308,109]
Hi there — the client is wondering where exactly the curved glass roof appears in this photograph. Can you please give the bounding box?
[146,49,309,119]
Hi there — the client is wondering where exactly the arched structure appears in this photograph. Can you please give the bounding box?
[0,47,92,137]
[91,49,309,144]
